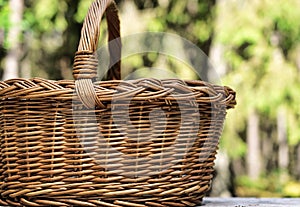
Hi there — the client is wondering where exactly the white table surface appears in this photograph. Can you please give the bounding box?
[202,197,300,207]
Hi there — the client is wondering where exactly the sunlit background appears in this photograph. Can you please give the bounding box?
[1,0,300,198]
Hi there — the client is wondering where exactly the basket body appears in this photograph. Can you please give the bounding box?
[0,78,235,207]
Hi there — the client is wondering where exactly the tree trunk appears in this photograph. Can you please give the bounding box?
[210,150,233,197]
[296,46,300,73]
[277,108,289,170]
[0,30,4,48]
[246,110,261,180]
[3,0,24,80]
[296,144,300,179]
[209,0,227,79]
[262,134,273,172]
[209,43,227,78]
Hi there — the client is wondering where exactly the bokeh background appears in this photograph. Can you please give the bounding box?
[1,0,300,197]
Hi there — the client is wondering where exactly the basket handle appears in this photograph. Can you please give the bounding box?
[73,0,121,108]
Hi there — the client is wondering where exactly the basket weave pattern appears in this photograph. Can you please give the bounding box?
[0,0,236,206]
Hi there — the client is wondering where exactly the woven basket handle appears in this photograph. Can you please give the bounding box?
[73,0,121,108]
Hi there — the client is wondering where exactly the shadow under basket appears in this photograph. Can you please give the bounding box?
[0,0,236,206]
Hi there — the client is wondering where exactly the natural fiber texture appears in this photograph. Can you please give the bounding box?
[0,0,236,206]
[0,78,235,207]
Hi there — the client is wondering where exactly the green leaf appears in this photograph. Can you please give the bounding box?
[74,0,94,23]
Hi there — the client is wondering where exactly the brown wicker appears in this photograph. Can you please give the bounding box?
[0,0,236,206]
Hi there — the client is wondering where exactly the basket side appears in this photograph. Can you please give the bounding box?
[0,78,235,207]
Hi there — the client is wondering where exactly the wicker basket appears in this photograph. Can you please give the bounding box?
[0,0,236,206]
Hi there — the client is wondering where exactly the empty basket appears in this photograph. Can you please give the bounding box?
[0,0,236,206]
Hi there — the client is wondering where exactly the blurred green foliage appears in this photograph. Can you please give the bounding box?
[218,0,300,145]
[211,0,300,197]
[0,0,10,48]
[236,171,300,197]
[74,0,94,23]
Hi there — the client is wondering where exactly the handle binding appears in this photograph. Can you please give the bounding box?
[73,0,121,108]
